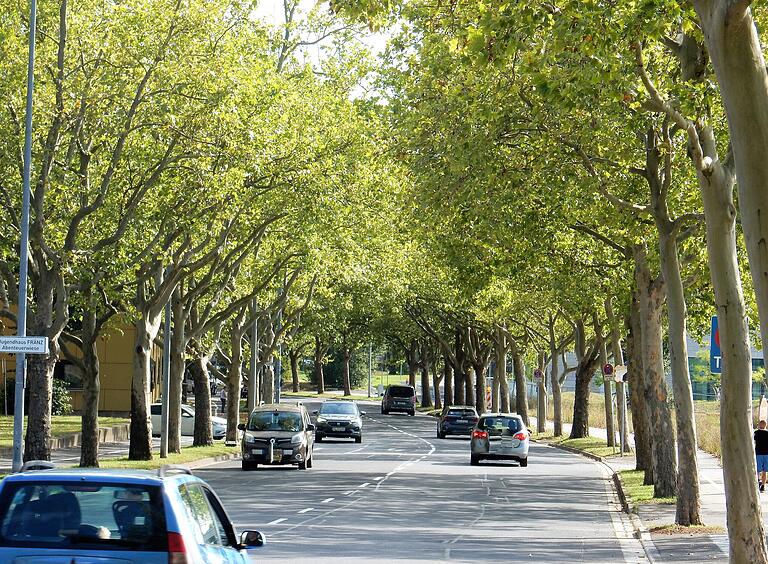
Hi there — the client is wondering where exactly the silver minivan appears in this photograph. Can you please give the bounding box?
[470,413,529,467]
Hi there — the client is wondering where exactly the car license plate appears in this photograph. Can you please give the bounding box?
[456,419,467,423]
[332,426,345,432]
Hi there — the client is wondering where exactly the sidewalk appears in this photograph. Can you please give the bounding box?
[537,419,738,562]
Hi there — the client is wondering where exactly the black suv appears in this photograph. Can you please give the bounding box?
[313,400,365,443]
[238,404,315,470]
[381,384,416,416]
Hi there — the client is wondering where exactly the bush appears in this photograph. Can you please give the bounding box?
[311,348,367,390]
[52,378,73,415]
[0,377,72,415]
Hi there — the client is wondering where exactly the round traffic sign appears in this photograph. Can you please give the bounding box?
[533,368,544,381]
[603,363,614,375]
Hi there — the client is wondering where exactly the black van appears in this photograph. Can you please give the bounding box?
[381,384,417,416]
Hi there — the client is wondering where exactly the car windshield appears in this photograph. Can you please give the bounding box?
[388,387,414,398]
[479,417,522,435]
[319,403,358,415]
[447,409,476,417]
[248,411,303,432]
[0,481,166,551]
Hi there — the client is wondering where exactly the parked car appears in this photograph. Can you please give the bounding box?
[0,462,265,563]
[150,403,227,440]
[381,384,416,416]
[470,413,529,467]
[436,405,479,438]
[313,400,365,443]
[238,403,315,471]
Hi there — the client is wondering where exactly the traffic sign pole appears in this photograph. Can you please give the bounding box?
[12,0,39,472]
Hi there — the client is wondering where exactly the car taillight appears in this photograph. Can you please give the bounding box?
[168,532,188,564]
[472,430,488,440]
[513,432,527,441]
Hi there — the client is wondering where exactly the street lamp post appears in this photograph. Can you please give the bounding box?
[11,0,39,473]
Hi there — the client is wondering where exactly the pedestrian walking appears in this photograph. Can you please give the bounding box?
[219,385,228,415]
[755,419,768,492]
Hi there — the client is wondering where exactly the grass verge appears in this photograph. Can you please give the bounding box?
[538,434,619,459]
[0,416,129,447]
[618,469,675,505]
[97,444,240,470]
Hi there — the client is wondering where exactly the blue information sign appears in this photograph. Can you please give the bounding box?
[710,316,721,374]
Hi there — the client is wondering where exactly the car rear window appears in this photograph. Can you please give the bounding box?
[0,481,167,551]
[387,386,414,398]
[248,411,303,432]
[447,409,476,417]
[479,417,522,434]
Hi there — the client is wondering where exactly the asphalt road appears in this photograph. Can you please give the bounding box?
[197,399,649,563]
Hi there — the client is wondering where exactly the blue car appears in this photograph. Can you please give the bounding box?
[0,462,265,563]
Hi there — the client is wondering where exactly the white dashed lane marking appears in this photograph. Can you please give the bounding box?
[321,498,334,503]
[267,518,287,525]
[298,508,313,514]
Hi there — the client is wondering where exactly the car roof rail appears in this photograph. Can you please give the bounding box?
[20,460,56,472]
[158,465,193,478]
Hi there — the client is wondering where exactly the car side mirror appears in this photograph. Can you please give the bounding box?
[240,530,266,548]
[360,411,367,416]
[312,410,318,415]
[306,424,315,431]
[237,423,245,431]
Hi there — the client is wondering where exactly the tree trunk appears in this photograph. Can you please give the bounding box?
[420,358,432,408]
[627,296,653,480]
[569,348,600,439]
[549,323,563,437]
[129,319,153,460]
[247,309,259,412]
[263,363,274,405]
[314,336,325,394]
[290,349,300,393]
[443,350,453,407]
[474,363,486,414]
[407,340,418,388]
[454,330,465,405]
[79,310,100,467]
[569,319,593,439]
[432,364,442,410]
[342,347,352,396]
[659,228,702,525]
[606,298,631,453]
[226,322,245,443]
[191,355,213,446]
[169,287,185,453]
[496,328,509,412]
[692,119,767,560]
[511,344,529,426]
[465,367,474,408]
[634,246,677,498]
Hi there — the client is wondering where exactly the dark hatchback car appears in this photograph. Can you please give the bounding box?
[238,404,315,471]
[436,405,479,438]
[313,400,365,443]
[381,384,416,416]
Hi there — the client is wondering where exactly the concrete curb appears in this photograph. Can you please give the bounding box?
[0,423,131,457]
[183,452,241,471]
